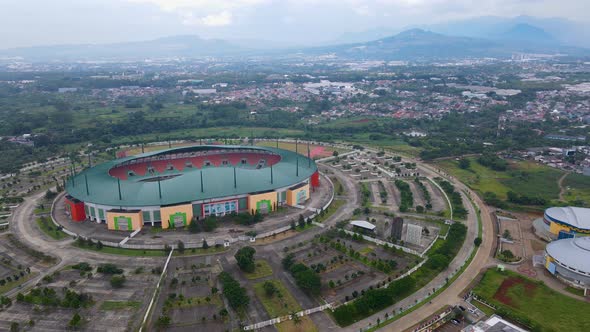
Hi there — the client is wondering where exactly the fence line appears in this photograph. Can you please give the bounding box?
[243,303,333,331]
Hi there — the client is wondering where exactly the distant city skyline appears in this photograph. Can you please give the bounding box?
[1,0,589,49]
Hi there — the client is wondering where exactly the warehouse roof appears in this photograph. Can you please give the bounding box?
[66,145,316,207]
[350,220,376,230]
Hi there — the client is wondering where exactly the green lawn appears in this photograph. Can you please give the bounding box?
[33,207,51,215]
[0,272,38,295]
[36,218,68,240]
[563,173,590,205]
[564,286,586,297]
[254,279,301,317]
[100,300,141,310]
[316,199,345,223]
[243,260,273,280]
[359,246,374,255]
[253,279,319,332]
[473,268,590,331]
[168,294,223,308]
[435,157,563,201]
[73,242,227,257]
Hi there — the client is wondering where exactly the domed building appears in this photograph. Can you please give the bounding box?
[64,145,319,231]
[545,237,590,288]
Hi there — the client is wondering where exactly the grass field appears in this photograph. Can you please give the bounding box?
[243,260,274,280]
[73,243,227,257]
[315,199,345,223]
[253,279,318,332]
[563,173,590,205]
[473,268,590,331]
[100,300,142,310]
[434,157,563,201]
[0,272,37,295]
[36,218,68,240]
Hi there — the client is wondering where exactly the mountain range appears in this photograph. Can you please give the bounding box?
[1,17,589,62]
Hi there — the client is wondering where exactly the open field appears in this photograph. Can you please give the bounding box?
[243,260,273,280]
[36,217,68,240]
[73,242,227,257]
[563,173,590,205]
[253,279,318,332]
[473,268,590,331]
[434,157,563,201]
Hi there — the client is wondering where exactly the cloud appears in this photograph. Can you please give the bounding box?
[199,11,233,26]
[129,0,267,26]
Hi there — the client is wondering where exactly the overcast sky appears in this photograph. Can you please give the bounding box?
[1,0,588,48]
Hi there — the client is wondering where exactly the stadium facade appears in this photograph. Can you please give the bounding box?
[64,145,319,231]
[545,237,590,287]
[543,206,590,237]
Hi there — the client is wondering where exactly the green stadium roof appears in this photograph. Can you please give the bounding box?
[66,145,317,207]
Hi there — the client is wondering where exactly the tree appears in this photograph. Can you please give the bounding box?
[68,313,82,329]
[289,263,321,295]
[219,272,250,310]
[474,237,482,247]
[235,247,256,273]
[415,205,425,213]
[291,311,302,325]
[426,254,450,271]
[263,281,278,297]
[458,158,471,169]
[96,241,103,250]
[298,214,305,228]
[155,315,171,329]
[177,240,185,254]
[10,322,19,332]
[501,249,515,259]
[110,275,126,288]
[97,264,123,274]
[333,151,339,157]
[202,239,209,249]
[188,218,202,233]
[290,219,296,230]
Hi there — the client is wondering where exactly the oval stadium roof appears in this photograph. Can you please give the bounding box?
[544,207,590,231]
[66,145,317,207]
[546,237,590,274]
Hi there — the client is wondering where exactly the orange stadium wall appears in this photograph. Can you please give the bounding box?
[248,191,277,214]
[64,197,86,222]
[106,210,143,231]
[286,183,310,206]
[311,171,320,187]
[160,204,194,229]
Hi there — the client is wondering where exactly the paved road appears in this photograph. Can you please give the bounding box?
[6,189,165,298]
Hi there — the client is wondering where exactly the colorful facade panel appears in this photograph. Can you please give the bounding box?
[248,191,277,214]
[160,204,194,229]
[106,210,143,231]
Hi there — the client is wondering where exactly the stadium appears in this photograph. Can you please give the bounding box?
[64,145,319,231]
[545,237,590,288]
[542,206,590,237]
